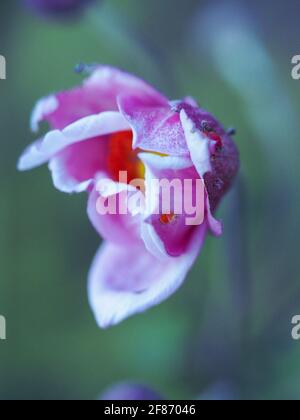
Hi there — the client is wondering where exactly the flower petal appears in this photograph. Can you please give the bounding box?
[18,111,128,172]
[87,183,142,246]
[118,95,189,156]
[180,109,212,177]
[206,195,223,237]
[17,138,50,171]
[179,109,224,236]
[139,152,192,172]
[140,153,205,258]
[31,95,59,132]
[33,65,167,131]
[88,224,206,328]
[48,136,109,193]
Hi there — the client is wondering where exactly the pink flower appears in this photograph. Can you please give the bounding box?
[18,66,239,328]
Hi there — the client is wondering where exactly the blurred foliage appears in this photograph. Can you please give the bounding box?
[0,0,300,400]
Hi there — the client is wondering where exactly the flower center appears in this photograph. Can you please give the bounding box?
[108,131,145,184]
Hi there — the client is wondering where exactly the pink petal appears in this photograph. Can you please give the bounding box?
[118,95,189,156]
[87,183,142,246]
[88,224,207,328]
[180,109,212,177]
[182,97,199,108]
[48,137,109,193]
[139,152,192,172]
[140,153,205,257]
[33,65,167,131]
[31,95,59,132]
[19,111,129,194]
[17,138,50,171]
[206,195,223,237]
[18,111,128,173]
[86,66,167,108]
[179,109,223,236]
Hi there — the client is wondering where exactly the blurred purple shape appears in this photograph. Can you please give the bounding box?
[23,0,95,18]
[198,382,238,401]
[100,383,163,401]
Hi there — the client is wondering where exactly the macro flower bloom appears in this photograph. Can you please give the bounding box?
[18,66,239,328]
[23,0,95,18]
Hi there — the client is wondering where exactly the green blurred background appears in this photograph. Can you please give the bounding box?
[1,0,300,400]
